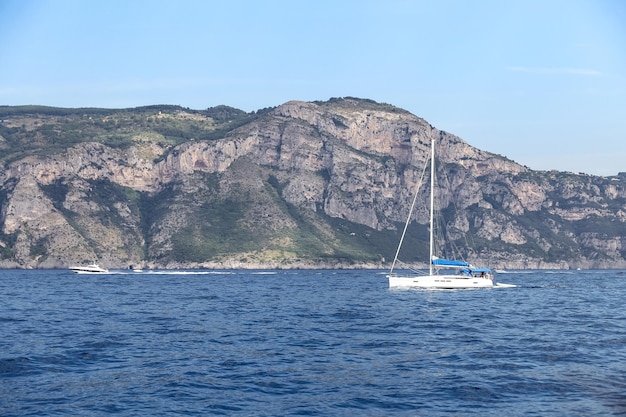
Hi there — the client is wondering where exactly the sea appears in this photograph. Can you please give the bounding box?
[1,269,625,416]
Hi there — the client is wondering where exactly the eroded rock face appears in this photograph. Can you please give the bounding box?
[0,98,625,269]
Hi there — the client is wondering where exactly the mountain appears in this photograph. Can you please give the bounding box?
[0,98,624,270]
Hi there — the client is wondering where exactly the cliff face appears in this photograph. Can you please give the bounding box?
[0,98,624,269]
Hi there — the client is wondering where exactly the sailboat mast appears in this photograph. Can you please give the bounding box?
[429,138,435,276]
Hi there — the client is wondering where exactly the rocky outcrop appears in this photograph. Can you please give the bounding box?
[0,98,625,269]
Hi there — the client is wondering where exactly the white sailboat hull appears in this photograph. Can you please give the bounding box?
[388,274,495,289]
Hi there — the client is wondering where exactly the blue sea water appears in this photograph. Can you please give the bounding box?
[1,269,625,416]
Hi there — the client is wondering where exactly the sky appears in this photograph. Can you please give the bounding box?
[1,0,625,176]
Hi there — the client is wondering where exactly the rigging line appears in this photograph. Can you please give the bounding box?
[389,148,430,275]
[442,167,465,261]
[448,161,473,261]
[394,259,428,276]
[455,151,493,262]
[437,154,469,263]
[433,156,460,262]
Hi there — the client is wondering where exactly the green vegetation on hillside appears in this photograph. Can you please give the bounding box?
[0,104,258,164]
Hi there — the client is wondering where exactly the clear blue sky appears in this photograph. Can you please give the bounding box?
[1,0,625,175]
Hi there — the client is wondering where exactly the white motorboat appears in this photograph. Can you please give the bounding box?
[387,138,514,289]
[70,264,109,274]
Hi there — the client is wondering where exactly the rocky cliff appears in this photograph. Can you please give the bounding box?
[0,98,624,269]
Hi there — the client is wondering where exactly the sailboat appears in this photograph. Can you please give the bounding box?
[387,138,514,289]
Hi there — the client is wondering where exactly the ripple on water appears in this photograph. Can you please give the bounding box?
[1,269,626,416]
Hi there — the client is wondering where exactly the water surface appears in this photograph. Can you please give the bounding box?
[1,269,625,416]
